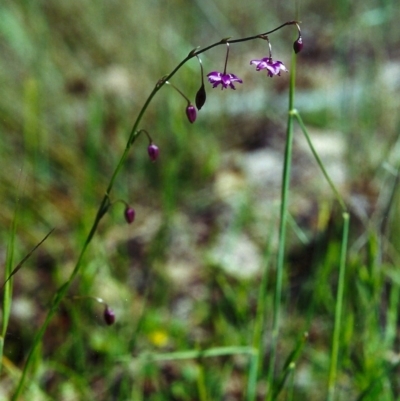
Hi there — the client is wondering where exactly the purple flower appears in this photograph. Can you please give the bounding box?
[186,104,197,123]
[148,143,159,161]
[207,71,243,90]
[250,57,288,77]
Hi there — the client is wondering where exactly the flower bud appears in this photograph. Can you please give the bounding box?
[103,306,116,325]
[195,84,206,111]
[124,206,135,224]
[186,104,197,123]
[148,143,159,161]
[293,36,303,54]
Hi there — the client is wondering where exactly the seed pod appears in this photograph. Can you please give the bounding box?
[195,84,206,111]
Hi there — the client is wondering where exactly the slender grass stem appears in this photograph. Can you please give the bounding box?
[293,111,347,212]
[292,108,349,400]
[196,363,209,401]
[293,102,349,401]
[266,49,297,400]
[0,195,19,376]
[246,351,260,401]
[327,212,350,401]
[120,346,258,363]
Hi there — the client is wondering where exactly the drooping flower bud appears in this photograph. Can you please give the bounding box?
[148,143,159,162]
[293,36,303,54]
[186,104,197,123]
[195,84,206,110]
[124,206,135,224]
[103,306,116,325]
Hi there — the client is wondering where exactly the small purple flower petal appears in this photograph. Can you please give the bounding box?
[250,57,288,77]
[104,306,116,325]
[207,71,222,87]
[148,143,159,162]
[124,206,135,224]
[207,71,243,90]
[186,104,197,123]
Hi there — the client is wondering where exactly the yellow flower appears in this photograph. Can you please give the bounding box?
[148,330,169,347]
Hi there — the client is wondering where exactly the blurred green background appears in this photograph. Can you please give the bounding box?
[1,0,400,399]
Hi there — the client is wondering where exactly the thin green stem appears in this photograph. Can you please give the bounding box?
[293,111,347,212]
[165,81,191,105]
[291,81,349,401]
[0,195,19,375]
[292,88,349,401]
[11,232,94,400]
[246,350,260,401]
[127,346,257,363]
[327,212,350,401]
[223,43,230,74]
[271,331,308,399]
[266,49,297,400]
[11,21,300,399]
[250,223,275,401]
[196,55,205,85]
[197,363,208,401]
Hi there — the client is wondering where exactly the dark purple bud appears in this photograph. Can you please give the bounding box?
[103,306,115,325]
[124,206,135,224]
[148,143,159,161]
[186,104,197,123]
[293,36,303,54]
[195,84,206,111]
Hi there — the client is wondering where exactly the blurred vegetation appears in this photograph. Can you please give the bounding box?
[1,0,400,400]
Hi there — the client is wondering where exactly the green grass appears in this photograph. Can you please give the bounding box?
[1,0,400,400]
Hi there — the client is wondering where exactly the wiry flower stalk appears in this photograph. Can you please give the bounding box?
[11,20,302,400]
